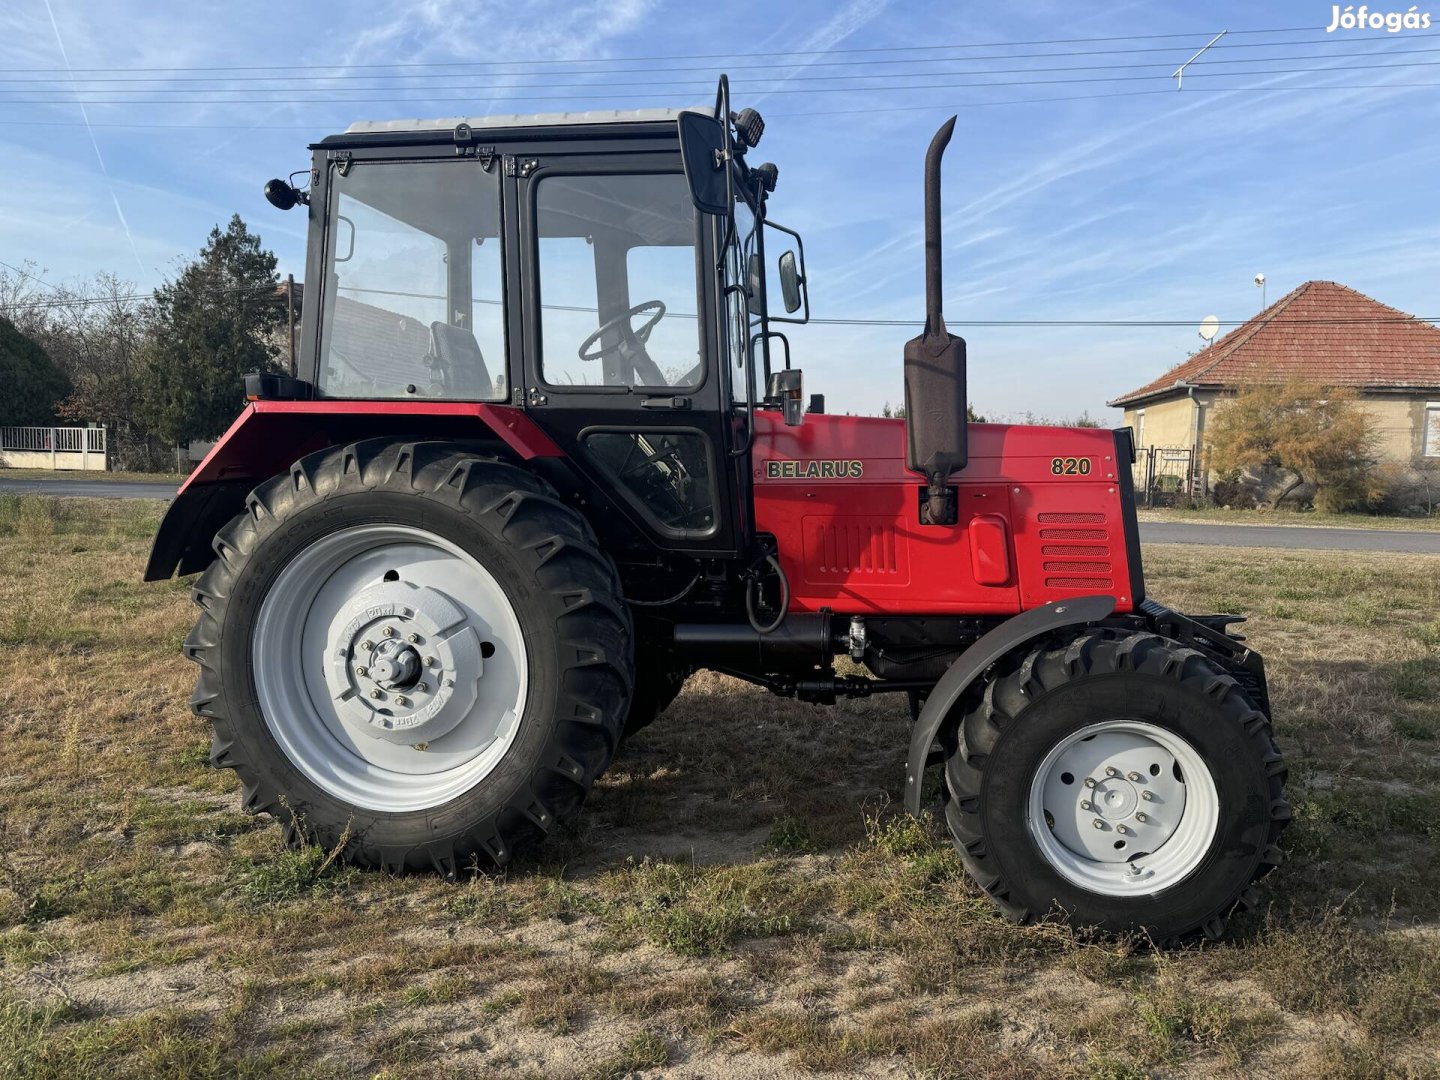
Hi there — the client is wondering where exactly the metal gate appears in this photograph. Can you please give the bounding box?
[1132,446,1195,506]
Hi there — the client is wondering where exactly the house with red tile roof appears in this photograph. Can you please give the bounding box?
[1109,281,1440,475]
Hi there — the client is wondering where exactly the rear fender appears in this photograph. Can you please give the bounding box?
[903,594,1116,815]
[143,401,562,581]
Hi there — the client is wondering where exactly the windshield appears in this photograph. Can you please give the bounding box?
[318,160,506,401]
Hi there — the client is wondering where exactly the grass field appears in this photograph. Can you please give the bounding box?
[1,494,1437,1079]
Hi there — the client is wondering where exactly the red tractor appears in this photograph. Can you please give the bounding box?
[146,78,1287,941]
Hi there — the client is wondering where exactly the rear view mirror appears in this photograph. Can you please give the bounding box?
[765,220,808,323]
[678,110,729,216]
[779,251,803,313]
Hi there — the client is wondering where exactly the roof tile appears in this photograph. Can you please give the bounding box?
[1108,281,1440,406]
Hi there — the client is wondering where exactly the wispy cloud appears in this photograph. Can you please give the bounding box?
[41,0,144,275]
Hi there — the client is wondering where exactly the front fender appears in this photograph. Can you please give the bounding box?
[144,400,562,581]
[903,594,1116,816]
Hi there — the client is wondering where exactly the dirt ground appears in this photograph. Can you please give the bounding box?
[1,494,1437,1079]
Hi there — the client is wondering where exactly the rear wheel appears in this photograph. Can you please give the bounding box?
[187,440,633,874]
[942,629,1288,941]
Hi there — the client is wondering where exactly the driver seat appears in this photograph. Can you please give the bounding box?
[428,322,495,398]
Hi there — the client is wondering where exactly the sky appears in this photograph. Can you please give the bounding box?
[1,0,1438,420]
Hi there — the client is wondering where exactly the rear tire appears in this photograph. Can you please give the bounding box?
[186,440,633,874]
[941,629,1288,941]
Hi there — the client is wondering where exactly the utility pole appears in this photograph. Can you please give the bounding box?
[286,273,297,375]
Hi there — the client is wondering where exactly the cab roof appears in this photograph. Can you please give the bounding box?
[343,107,692,135]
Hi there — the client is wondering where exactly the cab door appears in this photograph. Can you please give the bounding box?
[514,154,739,555]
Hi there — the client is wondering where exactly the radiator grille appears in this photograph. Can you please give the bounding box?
[1042,544,1109,557]
[1046,576,1115,589]
[1043,560,1111,574]
[1037,512,1106,524]
[1039,527,1108,540]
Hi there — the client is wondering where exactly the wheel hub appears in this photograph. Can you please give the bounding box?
[1027,720,1218,897]
[368,638,422,690]
[326,579,484,746]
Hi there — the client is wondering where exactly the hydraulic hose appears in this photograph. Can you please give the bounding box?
[745,554,789,635]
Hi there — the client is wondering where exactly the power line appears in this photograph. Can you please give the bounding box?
[0,26,1329,76]
[4,280,1437,329]
[6,47,1440,96]
[8,57,1440,106]
[0,82,1434,129]
[2,37,1434,86]
[0,259,60,293]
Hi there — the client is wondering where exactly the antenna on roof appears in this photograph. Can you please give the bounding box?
[1198,315,1220,345]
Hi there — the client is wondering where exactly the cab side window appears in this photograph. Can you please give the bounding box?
[535,172,702,392]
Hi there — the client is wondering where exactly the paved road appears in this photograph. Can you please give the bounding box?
[0,477,179,500]
[4,477,1439,553]
[1138,521,1440,554]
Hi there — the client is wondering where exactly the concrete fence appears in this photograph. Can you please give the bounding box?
[0,426,107,471]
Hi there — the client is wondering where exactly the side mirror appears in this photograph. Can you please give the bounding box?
[765,220,808,323]
[678,110,730,216]
[778,251,803,313]
[766,368,804,426]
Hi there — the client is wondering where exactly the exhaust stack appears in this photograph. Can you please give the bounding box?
[903,116,968,527]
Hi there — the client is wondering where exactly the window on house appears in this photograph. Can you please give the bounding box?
[1426,403,1440,458]
[1135,409,1146,448]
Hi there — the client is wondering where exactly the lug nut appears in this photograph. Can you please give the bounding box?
[1080,800,1094,811]
[361,640,374,651]
[1141,790,1154,801]
[1084,777,1098,789]
[383,626,395,638]
[425,656,437,667]
[1135,812,1148,823]
[1115,824,1129,835]
[356,666,368,677]
[1105,767,1120,778]
[395,695,409,707]
[408,632,420,644]
[1127,771,1143,782]
[369,689,382,700]
[416,683,428,694]
[1092,819,1105,830]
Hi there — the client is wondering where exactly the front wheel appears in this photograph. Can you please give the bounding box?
[942,629,1288,941]
[187,440,633,874]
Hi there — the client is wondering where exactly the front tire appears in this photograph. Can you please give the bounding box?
[942,629,1288,941]
[186,440,633,874]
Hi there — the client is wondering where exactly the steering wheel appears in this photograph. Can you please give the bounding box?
[577,300,666,363]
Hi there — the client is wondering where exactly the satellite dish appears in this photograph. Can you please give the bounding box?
[1198,314,1221,342]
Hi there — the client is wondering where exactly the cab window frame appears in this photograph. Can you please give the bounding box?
[312,153,510,403]
[525,162,709,397]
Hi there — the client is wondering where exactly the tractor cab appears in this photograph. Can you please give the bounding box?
[268,93,809,569]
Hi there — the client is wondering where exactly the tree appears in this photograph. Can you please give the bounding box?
[880,402,986,421]
[0,316,70,426]
[140,215,283,445]
[1205,380,1382,511]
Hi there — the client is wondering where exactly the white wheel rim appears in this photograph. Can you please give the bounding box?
[252,524,528,813]
[1027,720,1219,897]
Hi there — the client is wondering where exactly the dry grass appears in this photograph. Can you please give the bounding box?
[1,495,1438,1078]
[0,468,183,483]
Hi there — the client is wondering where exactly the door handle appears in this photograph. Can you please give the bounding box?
[640,396,691,410]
